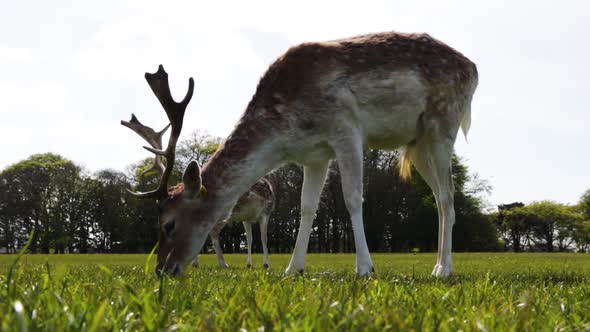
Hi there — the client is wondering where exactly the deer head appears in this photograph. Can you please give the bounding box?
[122,65,213,276]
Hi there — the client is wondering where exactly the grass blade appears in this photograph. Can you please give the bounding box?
[6,230,34,298]
[144,242,159,276]
[12,300,28,332]
[88,300,108,332]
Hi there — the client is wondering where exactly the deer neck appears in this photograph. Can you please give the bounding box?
[200,116,284,219]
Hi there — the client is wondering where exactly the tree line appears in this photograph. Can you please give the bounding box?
[496,200,590,252]
[1,130,589,254]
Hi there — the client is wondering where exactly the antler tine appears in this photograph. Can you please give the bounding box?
[145,64,195,137]
[121,113,170,152]
[128,65,194,200]
[121,114,169,177]
[157,123,171,138]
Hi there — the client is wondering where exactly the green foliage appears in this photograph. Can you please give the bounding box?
[496,201,583,252]
[496,201,585,252]
[525,201,582,252]
[0,153,157,254]
[0,153,81,253]
[496,204,529,252]
[573,221,590,252]
[175,129,222,172]
[579,189,590,220]
[1,253,590,331]
[2,134,587,256]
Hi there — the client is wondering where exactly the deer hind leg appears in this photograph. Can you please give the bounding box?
[285,160,330,275]
[332,134,374,276]
[210,222,229,268]
[407,120,457,277]
[259,214,270,268]
[243,221,254,268]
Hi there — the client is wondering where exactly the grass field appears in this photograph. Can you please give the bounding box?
[1,253,589,331]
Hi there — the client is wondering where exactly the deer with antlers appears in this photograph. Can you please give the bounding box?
[125,31,477,277]
[121,115,275,269]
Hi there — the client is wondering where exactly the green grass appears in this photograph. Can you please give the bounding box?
[1,253,590,331]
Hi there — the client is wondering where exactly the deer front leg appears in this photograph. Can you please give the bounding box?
[260,214,270,268]
[285,160,330,275]
[332,134,374,276]
[210,222,229,268]
[243,221,253,268]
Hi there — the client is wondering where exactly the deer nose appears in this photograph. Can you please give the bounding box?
[170,263,182,276]
[155,263,164,276]
[155,262,182,277]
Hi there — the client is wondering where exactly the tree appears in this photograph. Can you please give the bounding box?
[574,190,590,252]
[526,201,581,252]
[0,153,82,253]
[0,174,23,253]
[579,189,590,220]
[69,177,99,253]
[496,201,584,252]
[496,203,529,252]
[266,164,303,253]
[573,220,590,252]
[124,159,161,252]
[0,133,500,254]
[176,130,222,172]
[90,170,133,252]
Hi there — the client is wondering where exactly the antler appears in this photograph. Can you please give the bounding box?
[125,65,195,200]
[121,114,170,176]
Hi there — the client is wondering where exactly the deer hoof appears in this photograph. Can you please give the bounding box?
[432,264,452,278]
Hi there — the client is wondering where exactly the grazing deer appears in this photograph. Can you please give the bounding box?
[121,116,275,269]
[126,31,478,277]
[190,177,275,269]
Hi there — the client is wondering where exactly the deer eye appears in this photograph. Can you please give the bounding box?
[164,220,175,236]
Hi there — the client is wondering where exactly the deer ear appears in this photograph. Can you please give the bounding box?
[182,160,202,195]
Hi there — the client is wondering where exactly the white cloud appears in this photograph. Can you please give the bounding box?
[0,47,36,63]
[0,81,68,108]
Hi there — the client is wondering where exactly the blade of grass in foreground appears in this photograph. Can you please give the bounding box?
[144,242,158,276]
[6,231,34,299]
[87,300,108,332]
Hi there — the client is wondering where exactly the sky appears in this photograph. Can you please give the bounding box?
[1,0,589,207]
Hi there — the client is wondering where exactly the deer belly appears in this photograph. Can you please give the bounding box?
[285,141,336,165]
[350,70,427,150]
[364,109,422,150]
[229,202,263,223]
